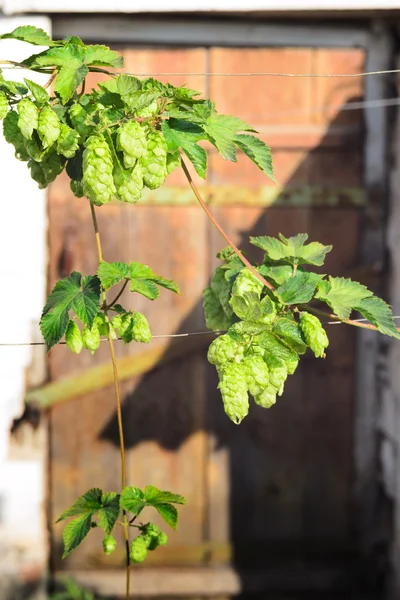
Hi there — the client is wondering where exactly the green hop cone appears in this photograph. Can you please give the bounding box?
[70,179,84,198]
[140,130,167,190]
[103,535,117,556]
[57,123,80,158]
[130,535,148,564]
[119,313,134,343]
[166,150,181,175]
[254,386,277,409]
[231,267,264,298]
[299,311,329,358]
[38,105,61,149]
[157,531,168,547]
[264,354,288,396]
[286,355,299,375]
[203,287,232,331]
[82,135,116,206]
[65,320,83,354]
[69,103,93,142]
[242,355,269,397]
[116,121,147,168]
[132,312,152,344]
[207,334,244,366]
[114,161,144,204]
[141,523,165,551]
[218,362,249,424]
[211,267,234,319]
[82,322,101,355]
[3,110,30,161]
[17,98,38,139]
[0,91,8,120]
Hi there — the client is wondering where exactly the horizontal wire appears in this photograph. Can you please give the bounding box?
[121,69,400,78]
[1,66,400,79]
[0,317,399,347]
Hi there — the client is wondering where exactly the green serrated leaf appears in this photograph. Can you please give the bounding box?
[258,264,294,286]
[162,120,207,179]
[54,64,89,104]
[36,44,86,68]
[117,74,141,95]
[274,272,322,305]
[123,90,159,113]
[155,503,178,530]
[40,272,101,350]
[355,296,400,340]
[56,488,103,522]
[130,279,159,300]
[129,262,179,300]
[273,317,307,354]
[256,331,298,363]
[98,261,130,289]
[62,513,92,558]
[315,276,373,319]
[203,114,255,162]
[84,45,124,68]
[250,233,332,267]
[120,486,146,515]
[24,78,49,104]
[144,485,186,506]
[98,492,120,535]
[230,292,262,321]
[0,26,55,46]
[234,134,274,181]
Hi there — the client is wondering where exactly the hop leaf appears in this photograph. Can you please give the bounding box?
[203,287,232,331]
[231,267,263,298]
[207,334,244,366]
[70,179,84,198]
[17,98,38,139]
[116,121,147,168]
[140,130,168,190]
[38,105,61,148]
[82,134,116,205]
[3,110,30,161]
[166,150,181,174]
[299,311,329,358]
[0,92,8,120]
[218,362,249,424]
[242,355,269,397]
[57,123,80,158]
[210,267,234,319]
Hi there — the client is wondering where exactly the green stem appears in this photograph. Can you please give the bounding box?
[180,157,275,291]
[181,159,400,334]
[89,200,131,600]
[108,279,129,309]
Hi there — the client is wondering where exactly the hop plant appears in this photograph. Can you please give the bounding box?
[130,535,148,564]
[231,267,263,297]
[17,98,38,139]
[218,362,249,424]
[82,135,116,205]
[38,105,61,149]
[116,121,147,168]
[299,311,329,358]
[114,161,144,204]
[0,91,8,119]
[207,334,244,366]
[57,124,80,158]
[140,130,168,190]
[242,355,269,397]
[3,110,30,161]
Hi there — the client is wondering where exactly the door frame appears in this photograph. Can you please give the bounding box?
[51,15,393,595]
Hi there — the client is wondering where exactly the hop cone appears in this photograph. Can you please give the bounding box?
[0,91,8,120]
[218,362,249,424]
[82,135,116,206]
[300,311,329,358]
[140,130,167,190]
[38,105,61,149]
[17,98,38,139]
[116,121,147,168]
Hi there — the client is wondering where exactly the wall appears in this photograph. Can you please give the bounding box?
[0,15,50,600]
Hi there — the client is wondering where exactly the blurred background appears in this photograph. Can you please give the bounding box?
[1,2,400,599]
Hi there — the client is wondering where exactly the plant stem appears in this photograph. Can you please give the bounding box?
[180,158,275,291]
[89,200,131,599]
[108,279,129,309]
[181,159,400,335]
[44,72,56,90]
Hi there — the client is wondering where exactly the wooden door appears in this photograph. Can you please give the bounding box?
[48,44,369,596]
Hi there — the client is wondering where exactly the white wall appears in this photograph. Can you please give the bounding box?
[0,15,50,600]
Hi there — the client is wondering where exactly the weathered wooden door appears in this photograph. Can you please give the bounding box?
[48,42,372,596]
